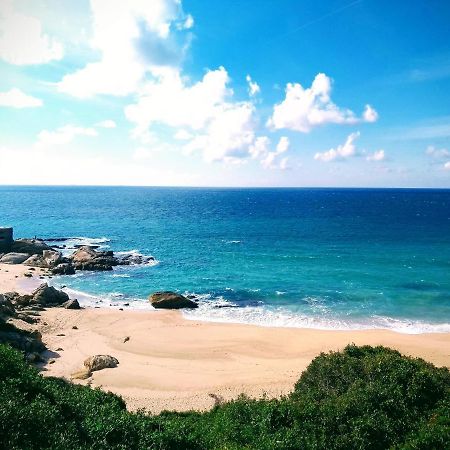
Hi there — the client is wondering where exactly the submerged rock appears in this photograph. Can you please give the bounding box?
[84,355,119,372]
[0,252,30,264]
[149,291,198,309]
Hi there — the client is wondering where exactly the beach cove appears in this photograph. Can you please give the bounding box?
[2,262,449,414]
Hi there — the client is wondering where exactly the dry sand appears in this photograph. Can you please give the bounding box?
[2,263,450,414]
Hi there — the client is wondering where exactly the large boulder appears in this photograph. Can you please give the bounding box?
[11,239,52,255]
[70,246,118,271]
[63,299,80,309]
[52,263,76,275]
[0,252,30,264]
[84,355,119,372]
[149,291,198,309]
[24,250,63,268]
[30,283,69,306]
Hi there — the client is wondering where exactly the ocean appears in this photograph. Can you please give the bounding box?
[1,186,449,333]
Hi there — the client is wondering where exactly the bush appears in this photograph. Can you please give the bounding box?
[0,343,448,449]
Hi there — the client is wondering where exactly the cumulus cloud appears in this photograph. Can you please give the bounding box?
[0,88,43,108]
[314,132,360,162]
[36,125,98,147]
[97,119,117,128]
[363,104,378,123]
[267,73,377,132]
[126,66,263,163]
[444,161,450,171]
[57,0,193,98]
[366,149,385,162]
[0,0,63,65]
[246,75,260,96]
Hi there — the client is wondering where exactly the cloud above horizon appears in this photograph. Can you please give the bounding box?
[0,88,43,108]
[267,74,377,133]
[0,0,63,65]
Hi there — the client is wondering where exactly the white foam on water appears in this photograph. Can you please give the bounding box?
[46,278,450,334]
[182,297,450,334]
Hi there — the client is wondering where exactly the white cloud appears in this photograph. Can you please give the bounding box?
[315,132,360,162]
[36,125,98,147]
[0,0,63,65]
[174,129,193,140]
[126,67,231,132]
[133,147,156,160]
[426,145,450,159]
[246,75,260,96]
[267,73,377,132]
[444,161,450,171]
[57,0,193,98]
[250,136,290,169]
[366,149,385,162]
[126,66,262,163]
[97,119,117,129]
[184,101,256,163]
[0,88,43,108]
[181,14,194,29]
[363,104,378,123]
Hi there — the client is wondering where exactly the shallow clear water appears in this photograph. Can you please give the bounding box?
[2,186,450,333]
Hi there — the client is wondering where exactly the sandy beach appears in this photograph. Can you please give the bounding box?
[2,263,450,414]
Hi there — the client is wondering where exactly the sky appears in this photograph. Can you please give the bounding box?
[0,0,449,187]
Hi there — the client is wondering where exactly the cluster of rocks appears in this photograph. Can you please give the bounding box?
[0,283,80,362]
[0,236,155,275]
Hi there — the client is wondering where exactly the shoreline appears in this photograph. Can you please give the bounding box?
[1,262,449,413]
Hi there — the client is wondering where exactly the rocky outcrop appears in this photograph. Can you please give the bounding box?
[0,252,30,264]
[149,291,198,309]
[84,355,119,372]
[10,283,69,308]
[0,325,46,354]
[11,239,52,255]
[63,299,80,309]
[51,263,75,275]
[24,250,63,268]
[0,294,16,318]
[70,246,119,271]
[117,253,155,265]
[31,283,69,306]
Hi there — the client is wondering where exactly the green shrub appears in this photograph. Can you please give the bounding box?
[0,343,448,450]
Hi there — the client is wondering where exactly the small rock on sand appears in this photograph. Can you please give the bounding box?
[84,355,119,372]
[71,368,92,380]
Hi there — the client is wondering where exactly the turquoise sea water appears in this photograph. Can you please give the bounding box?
[1,186,450,333]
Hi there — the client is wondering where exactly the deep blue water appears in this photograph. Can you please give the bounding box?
[1,186,450,333]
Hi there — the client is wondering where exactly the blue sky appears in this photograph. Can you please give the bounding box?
[0,0,449,187]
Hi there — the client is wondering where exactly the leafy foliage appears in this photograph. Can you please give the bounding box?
[0,344,448,449]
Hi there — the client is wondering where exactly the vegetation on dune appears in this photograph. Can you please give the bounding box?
[0,343,448,450]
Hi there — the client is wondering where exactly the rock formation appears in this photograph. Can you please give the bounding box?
[149,291,198,309]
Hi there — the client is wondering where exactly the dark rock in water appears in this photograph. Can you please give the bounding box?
[0,252,30,264]
[74,244,100,249]
[84,355,119,372]
[117,253,155,265]
[63,299,80,310]
[52,263,76,275]
[70,246,118,271]
[186,294,197,299]
[11,239,52,255]
[149,291,198,309]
